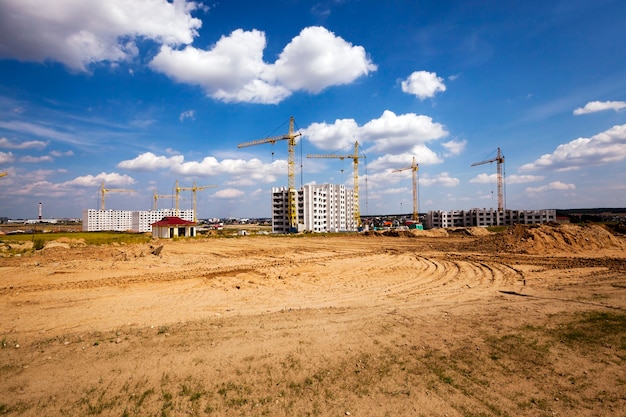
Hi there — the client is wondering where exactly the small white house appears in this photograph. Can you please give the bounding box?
[151,216,197,239]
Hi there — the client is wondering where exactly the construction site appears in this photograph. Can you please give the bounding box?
[1,119,625,416]
[76,118,560,235]
[82,180,215,233]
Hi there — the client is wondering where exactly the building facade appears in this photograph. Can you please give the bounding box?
[151,216,196,238]
[271,184,357,233]
[424,208,556,229]
[82,209,194,232]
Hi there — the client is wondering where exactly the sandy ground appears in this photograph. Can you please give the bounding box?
[0,224,625,416]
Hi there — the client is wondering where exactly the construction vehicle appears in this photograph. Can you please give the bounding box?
[100,181,134,210]
[174,180,217,222]
[471,147,505,211]
[238,116,301,232]
[307,141,365,228]
[393,156,420,222]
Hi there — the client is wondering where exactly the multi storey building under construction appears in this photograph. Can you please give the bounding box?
[424,208,556,229]
[272,184,357,233]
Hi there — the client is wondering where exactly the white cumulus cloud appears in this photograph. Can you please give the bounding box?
[573,100,626,115]
[470,173,497,184]
[65,172,135,187]
[179,110,195,122]
[302,118,361,151]
[520,124,626,172]
[150,26,376,104]
[361,111,448,154]
[441,139,466,156]
[118,152,184,171]
[420,172,459,187]
[304,110,447,154]
[0,151,15,164]
[366,148,441,171]
[401,71,446,100]
[470,173,543,185]
[0,0,202,71]
[526,181,576,195]
[273,26,377,93]
[214,188,245,199]
[507,174,544,184]
[118,152,286,184]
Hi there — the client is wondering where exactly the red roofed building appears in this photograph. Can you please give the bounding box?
[151,216,197,239]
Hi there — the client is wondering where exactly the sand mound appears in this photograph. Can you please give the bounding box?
[53,237,87,246]
[363,228,449,238]
[448,227,492,237]
[412,228,450,237]
[474,223,625,253]
[43,241,70,250]
[43,237,87,250]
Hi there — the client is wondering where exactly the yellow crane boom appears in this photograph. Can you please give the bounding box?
[152,190,175,211]
[100,181,134,210]
[393,156,419,222]
[471,147,505,211]
[174,180,217,221]
[238,116,301,232]
[0,172,7,178]
[307,141,365,228]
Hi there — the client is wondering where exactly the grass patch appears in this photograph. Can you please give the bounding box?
[556,311,626,352]
[0,231,152,246]
[489,331,550,361]
[486,225,508,233]
[32,238,45,250]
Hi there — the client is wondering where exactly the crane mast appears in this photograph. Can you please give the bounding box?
[393,156,419,222]
[238,116,301,232]
[175,180,217,221]
[307,141,365,228]
[471,147,505,211]
[100,181,133,210]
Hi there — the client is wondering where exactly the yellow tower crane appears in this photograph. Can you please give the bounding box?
[174,180,217,222]
[100,181,134,210]
[238,116,301,232]
[0,172,7,178]
[471,147,505,211]
[152,189,175,211]
[393,156,420,222]
[307,141,366,228]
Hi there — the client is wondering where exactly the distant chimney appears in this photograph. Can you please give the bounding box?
[38,202,42,220]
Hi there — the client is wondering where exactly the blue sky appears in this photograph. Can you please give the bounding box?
[1,0,625,220]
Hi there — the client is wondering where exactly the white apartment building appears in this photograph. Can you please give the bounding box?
[271,184,357,233]
[132,209,194,232]
[424,208,556,229]
[82,209,194,232]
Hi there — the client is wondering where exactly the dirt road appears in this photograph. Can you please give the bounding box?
[1,225,625,416]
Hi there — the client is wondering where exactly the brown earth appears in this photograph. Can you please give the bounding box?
[1,224,625,416]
